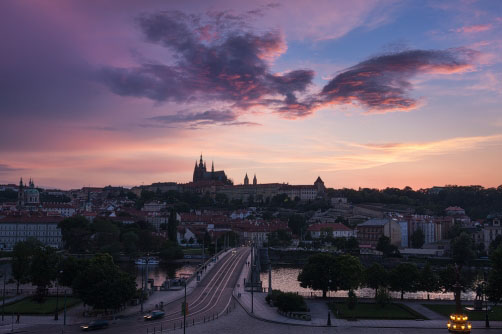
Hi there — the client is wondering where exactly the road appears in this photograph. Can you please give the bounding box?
[13,247,249,334]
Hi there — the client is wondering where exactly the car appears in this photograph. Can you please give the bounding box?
[81,319,109,331]
[144,310,165,320]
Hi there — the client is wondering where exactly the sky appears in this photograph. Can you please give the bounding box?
[0,0,501,190]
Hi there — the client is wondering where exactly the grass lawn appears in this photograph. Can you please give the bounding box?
[3,296,81,315]
[422,304,502,321]
[329,302,426,320]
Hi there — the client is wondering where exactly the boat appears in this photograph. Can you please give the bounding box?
[135,257,160,265]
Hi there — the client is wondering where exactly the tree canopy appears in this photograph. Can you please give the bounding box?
[298,253,363,297]
[73,254,136,311]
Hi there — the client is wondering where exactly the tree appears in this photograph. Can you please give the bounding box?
[159,241,184,261]
[450,233,475,266]
[288,214,307,237]
[298,253,337,298]
[122,231,139,255]
[268,229,292,247]
[487,245,502,304]
[11,238,42,294]
[58,216,92,253]
[376,236,400,257]
[334,254,364,293]
[489,235,502,254]
[58,256,85,288]
[30,245,59,301]
[410,229,425,248]
[419,263,440,300]
[389,263,419,300]
[346,237,359,252]
[73,254,135,311]
[364,263,388,298]
[168,209,178,242]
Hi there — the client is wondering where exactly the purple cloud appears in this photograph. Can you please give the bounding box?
[148,109,260,128]
[277,48,478,117]
[99,11,314,114]
[318,48,478,113]
[0,163,21,173]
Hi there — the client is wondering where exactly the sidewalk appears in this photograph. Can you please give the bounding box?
[234,253,502,329]
[117,249,232,319]
[0,250,232,330]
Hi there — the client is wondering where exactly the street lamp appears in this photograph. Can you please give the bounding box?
[183,279,187,334]
[1,272,5,321]
[251,242,254,314]
[483,271,490,328]
[54,281,59,320]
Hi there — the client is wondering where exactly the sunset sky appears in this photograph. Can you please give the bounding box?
[1,0,501,190]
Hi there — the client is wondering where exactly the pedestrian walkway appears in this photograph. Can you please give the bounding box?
[117,249,232,319]
[234,252,502,329]
[0,250,232,331]
[401,301,445,320]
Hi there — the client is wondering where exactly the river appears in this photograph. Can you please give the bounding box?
[120,262,197,287]
[260,267,477,301]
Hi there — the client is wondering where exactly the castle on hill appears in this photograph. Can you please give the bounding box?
[193,155,232,185]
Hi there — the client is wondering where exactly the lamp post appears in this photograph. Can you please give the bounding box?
[484,271,490,328]
[54,281,59,320]
[251,243,254,314]
[183,279,187,334]
[2,272,5,321]
[140,260,144,313]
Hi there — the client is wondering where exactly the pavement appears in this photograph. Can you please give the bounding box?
[2,249,501,333]
[0,248,236,333]
[234,252,502,329]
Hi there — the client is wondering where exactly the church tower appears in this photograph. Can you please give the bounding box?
[244,173,249,185]
[17,178,25,209]
[253,174,257,186]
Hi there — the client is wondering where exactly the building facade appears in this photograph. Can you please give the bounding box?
[356,218,401,248]
[0,215,63,250]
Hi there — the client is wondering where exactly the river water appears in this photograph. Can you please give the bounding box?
[120,262,197,287]
[260,267,477,301]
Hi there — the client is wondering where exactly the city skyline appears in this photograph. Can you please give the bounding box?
[1,0,501,189]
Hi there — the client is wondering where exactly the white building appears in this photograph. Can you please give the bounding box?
[307,223,355,239]
[0,215,63,250]
[42,203,77,217]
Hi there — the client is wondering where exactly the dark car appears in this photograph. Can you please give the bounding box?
[81,319,109,331]
[144,310,165,320]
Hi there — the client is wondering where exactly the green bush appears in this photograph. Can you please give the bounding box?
[266,290,307,312]
[375,288,391,307]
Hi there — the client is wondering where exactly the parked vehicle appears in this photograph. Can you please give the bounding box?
[81,319,109,331]
[144,310,165,320]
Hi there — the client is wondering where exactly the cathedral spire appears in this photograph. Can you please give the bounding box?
[211,161,214,173]
[244,173,249,185]
[253,174,257,185]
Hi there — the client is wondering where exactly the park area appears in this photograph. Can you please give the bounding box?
[422,304,502,321]
[329,302,426,320]
[2,296,81,315]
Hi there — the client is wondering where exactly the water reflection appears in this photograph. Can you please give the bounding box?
[120,262,197,287]
[260,267,476,301]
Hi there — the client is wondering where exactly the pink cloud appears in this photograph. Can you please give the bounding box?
[455,24,492,33]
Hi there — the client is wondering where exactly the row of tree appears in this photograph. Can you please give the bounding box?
[12,238,136,310]
[297,251,501,302]
[328,185,502,219]
[58,215,183,261]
